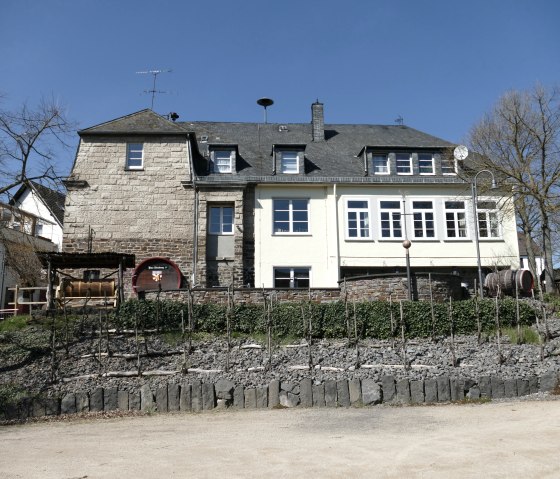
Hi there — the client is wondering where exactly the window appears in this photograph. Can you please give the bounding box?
[396,153,412,175]
[380,200,402,238]
[441,157,457,175]
[274,267,310,288]
[445,201,467,238]
[477,201,500,238]
[209,206,234,235]
[412,201,435,238]
[418,153,435,175]
[34,223,44,236]
[126,143,143,169]
[211,150,234,173]
[280,151,299,174]
[371,154,389,174]
[346,200,370,239]
[273,199,309,234]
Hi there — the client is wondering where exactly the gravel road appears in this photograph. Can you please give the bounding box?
[1,400,559,478]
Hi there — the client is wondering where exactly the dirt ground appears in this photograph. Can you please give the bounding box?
[1,400,559,479]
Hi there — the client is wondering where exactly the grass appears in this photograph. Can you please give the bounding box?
[502,326,541,345]
[0,315,31,332]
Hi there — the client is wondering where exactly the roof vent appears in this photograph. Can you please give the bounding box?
[278,125,289,132]
[200,135,208,143]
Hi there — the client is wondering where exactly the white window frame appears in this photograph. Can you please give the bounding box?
[418,153,435,175]
[371,154,390,175]
[441,157,457,175]
[273,267,311,288]
[280,151,300,174]
[273,198,309,234]
[209,205,234,235]
[379,200,403,239]
[477,200,501,239]
[126,143,144,170]
[444,200,468,239]
[396,153,412,175]
[412,200,436,239]
[211,149,234,174]
[345,199,371,240]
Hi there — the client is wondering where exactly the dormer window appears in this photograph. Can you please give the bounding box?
[441,157,457,175]
[418,153,435,175]
[396,153,412,175]
[371,154,389,175]
[210,149,235,174]
[280,151,299,174]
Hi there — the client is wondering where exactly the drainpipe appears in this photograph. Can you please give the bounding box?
[187,136,199,286]
[333,183,341,282]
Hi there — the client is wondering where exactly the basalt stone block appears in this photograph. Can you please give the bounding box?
[118,390,129,411]
[61,393,77,415]
[129,392,141,411]
[90,387,104,412]
[31,397,46,417]
[528,376,539,394]
[140,385,154,412]
[540,370,559,392]
[45,397,60,416]
[202,382,215,410]
[300,379,313,407]
[256,386,268,408]
[244,388,257,409]
[18,397,32,419]
[381,375,396,402]
[517,379,530,397]
[215,379,235,402]
[234,385,245,409]
[279,390,300,408]
[396,379,411,404]
[337,380,350,407]
[450,378,465,401]
[437,376,451,402]
[281,382,299,394]
[168,384,180,411]
[104,387,118,411]
[361,379,381,406]
[424,379,438,403]
[325,380,337,407]
[156,386,168,412]
[268,380,279,408]
[410,380,425,404]
[467,386,481,399]
[349,379,362,405]
[479,376,492,398]
[180,383,191,411]
[491,377,505,399]
[76,392,89,413]
[504,379,517,398]
[191,381,202,412]
[312,383,326,407]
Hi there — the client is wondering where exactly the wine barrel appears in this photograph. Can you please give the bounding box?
[484,269,533,295]
[60,278,116,298]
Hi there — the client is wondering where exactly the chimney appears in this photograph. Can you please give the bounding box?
[311,101,325,142]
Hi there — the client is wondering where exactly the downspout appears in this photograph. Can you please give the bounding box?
[187,136,199,286]
[334,183,341,282]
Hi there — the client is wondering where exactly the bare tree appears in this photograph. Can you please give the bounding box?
[0,96,76,199]
[468,85,560,292]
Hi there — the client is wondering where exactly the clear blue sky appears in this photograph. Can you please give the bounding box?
[2,0,559,175]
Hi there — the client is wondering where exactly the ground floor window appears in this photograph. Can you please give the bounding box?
[273,267,310,288]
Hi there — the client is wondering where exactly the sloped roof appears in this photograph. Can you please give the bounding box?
[518,232,544,256]
[79,109,189,136]
[11,181,66,225]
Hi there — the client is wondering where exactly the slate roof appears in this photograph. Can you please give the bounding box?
[181,120,458,182]
[79,109,189,136]
[11,181,66,225]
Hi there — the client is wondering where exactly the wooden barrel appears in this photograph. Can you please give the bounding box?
[484,269,533,295]
[515,269,534,293]
[61,279,116,298]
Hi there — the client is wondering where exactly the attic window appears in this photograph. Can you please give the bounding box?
[211,149,235,174]
[200,135,209,143]
[126,143,144,169]
[280,151,299,174]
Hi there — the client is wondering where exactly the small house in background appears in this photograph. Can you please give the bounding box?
[517,232,545,279]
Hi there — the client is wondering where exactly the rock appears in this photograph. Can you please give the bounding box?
[118,390,129,411]
[191,380,202,412]
[337,380,350,407]
[61,393,76,415]
[234,385,245,408]
[268,380,279,408]
[491,377,505,399]
[45,397,60,416]
[479,376,491,398]
[279,390,300,408]
[90,387,104,412]
[540,370,559,392]
[244,388,257,409]
[504,379,517,398]
[129,392,141,411]
[325,380,337,407]
[424,378,438,403]
[381,375,396,402]
[179,383,191,411]
[256,386,268,408]
[361,379,381,405]
[76,392,89,413]
[156,386,168,412]
[528,376,539,394]
[300,379,312,407]
[348,378,362,405]
[168,383,180,411]
[215,379,235,401]
[437,376,451,402]
[103,387,118,411]
[516,379,529,397]
[467,386,480,399]
[31,398,46,417]
[396,379,410,404]
[410,380,424,404]
[312,383,326,407]
[140,385,154,412]
[202,382,215,410]
[450,378,465,401]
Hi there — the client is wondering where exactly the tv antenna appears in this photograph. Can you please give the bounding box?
[136,69,172,109]
[394,115,404,125]
[257,98,274,124]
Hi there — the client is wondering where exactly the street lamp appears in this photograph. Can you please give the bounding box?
[471,169,498,298]
[402,198,413,300]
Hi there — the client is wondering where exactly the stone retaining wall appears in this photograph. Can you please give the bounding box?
[3,371,558,421]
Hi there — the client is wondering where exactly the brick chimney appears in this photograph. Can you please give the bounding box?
[311,101,325,142]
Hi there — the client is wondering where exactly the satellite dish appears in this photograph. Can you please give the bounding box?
[453,145,468,161]
[257,98,274,123]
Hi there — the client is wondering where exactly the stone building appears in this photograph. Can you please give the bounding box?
[63,104,519,297]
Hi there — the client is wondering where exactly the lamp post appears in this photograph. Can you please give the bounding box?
[402,198,413,300]
[471,169,497,298]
